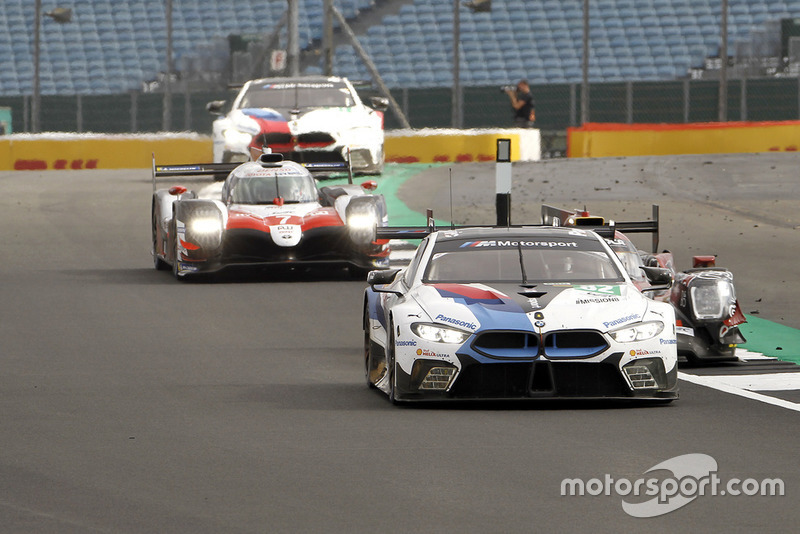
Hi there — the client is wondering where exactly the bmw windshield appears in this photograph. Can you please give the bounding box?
[238,81,355,110]
[423,237,624,284]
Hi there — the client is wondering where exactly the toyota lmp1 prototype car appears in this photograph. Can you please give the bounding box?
[207,76,387,174]
[364,223,679,403]
[151,151,390,279]
[541,204,746,364]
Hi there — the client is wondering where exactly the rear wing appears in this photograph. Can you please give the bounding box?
[375,210,438,240]
[375,210,616,241]
[542,204,660,253]
[151,152,355,191]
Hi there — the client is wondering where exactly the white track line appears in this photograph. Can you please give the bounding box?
[678,372,800,413]
[735,347,777,361]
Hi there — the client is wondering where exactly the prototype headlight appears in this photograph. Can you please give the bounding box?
[411,323,471,344]
[609,321,664,343]
[347,212,378,231]
[690,279,734,320]
[189,217,223,235]
[346,206,378,244]
[185,209,224,249]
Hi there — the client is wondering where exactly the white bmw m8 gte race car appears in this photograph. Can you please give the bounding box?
[207,76,387,174]
[151,152,390,280]
[363,225,679,403]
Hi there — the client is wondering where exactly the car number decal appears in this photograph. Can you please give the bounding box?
[574,285,622,296]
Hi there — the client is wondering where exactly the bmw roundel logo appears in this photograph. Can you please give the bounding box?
[534,320,545,328]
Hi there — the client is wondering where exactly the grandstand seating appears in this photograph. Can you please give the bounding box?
[332,0,800,87]
[1,0,800,96]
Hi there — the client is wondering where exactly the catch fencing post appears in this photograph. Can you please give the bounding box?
[495,138,511,226]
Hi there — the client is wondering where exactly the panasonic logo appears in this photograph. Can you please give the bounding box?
[435,314,477,330]
[603,314,641,329]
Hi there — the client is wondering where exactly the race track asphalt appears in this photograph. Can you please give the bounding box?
[0,159,797,533]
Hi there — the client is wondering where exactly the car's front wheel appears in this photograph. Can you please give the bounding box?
[170,219,186,281]
[363,309,376,389]
[387,321,399,404]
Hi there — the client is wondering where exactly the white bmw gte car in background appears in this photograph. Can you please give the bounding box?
[207,76,387,174]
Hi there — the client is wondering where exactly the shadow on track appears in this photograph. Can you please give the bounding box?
[62,265,371,285]
[231,381,675,412]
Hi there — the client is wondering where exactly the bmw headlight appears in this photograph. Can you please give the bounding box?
[223,128,256,150]
[609,321,664,343]
[411,323,471,344]
[690,279,735,320]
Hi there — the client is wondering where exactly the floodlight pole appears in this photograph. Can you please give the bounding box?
[32,0,42,133]
[288,0,300,76]
[452,0,462,128]
[581,0,590,125]
[323,0,333,75]
[162,0,173,131]
[32,0,72,133]
[718,0,728,122]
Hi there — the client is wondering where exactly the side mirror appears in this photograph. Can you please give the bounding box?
[206,100,226,116]
[693,255,717,268]
[367,269,403,295]
[640,266,673,292]
[168,186,188,196]
[368,96,389,111]
[360,180,378,191]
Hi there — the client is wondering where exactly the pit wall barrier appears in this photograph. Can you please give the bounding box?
[567,121,800,158]
[0,133,212,171]
[385,128,541,163]
[0,129,541,171]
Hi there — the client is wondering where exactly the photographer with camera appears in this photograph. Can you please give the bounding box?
[503,79,535,128]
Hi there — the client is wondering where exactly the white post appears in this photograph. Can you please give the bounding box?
[495,139,512,226]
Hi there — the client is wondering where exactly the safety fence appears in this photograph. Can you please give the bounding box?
[2,78,800,135]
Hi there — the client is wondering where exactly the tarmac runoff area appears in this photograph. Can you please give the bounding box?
[397,152,800,342]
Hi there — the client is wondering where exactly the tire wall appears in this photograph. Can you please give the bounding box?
[0,134,212,171]
[385,129,541,163]
[568,121,800,158]
[0,130,541,170]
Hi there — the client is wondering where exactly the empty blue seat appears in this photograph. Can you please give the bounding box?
[0,0,783,95]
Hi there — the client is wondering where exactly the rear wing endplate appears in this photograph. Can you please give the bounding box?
[542,204,660,252]
[151,151,355,191]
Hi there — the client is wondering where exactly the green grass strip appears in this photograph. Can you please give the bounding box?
[740,315,800,364]
[324,162,448,225]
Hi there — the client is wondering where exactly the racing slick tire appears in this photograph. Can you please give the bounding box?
[153,226,169,271]
[387,321,400,405]
[169,218,187,282]
[152,203,170,271]
[363,309,377,389]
